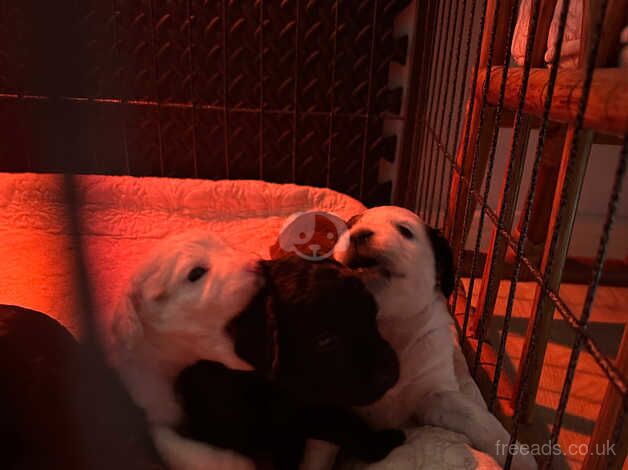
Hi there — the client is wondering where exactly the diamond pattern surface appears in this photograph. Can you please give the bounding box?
[0,0,408,202]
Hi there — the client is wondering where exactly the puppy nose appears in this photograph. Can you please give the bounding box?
[351,229,374,246]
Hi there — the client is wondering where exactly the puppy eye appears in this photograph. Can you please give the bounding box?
[314,333,339,352]
[396,224,414,239]
[187,267,208,282]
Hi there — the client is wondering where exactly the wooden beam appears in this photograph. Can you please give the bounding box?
[446,0,515,258]
[514,127,594,422]
[470,117,531,337]
[477,67,628,136]
[469,0,559,338]
[498,111,623,145]
[447,0,558,261]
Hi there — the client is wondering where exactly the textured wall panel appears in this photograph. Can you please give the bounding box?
[262,113,293,183]
[152,0,192,103]
[160,106,195,177]
[334,1,374,114]
[85,103,127,175]
[226,1,261,110]
[125,104,161,176]
[329,115,365,199]
[75,0,117,97]
[0,0,408,204]
[262,1,296,111]
[297,1,335,113]
[0,0,28,93]
[295,113,329,188]
[362,117,387,205]
[190,0,224,106]
[0,99,29,171]
[196,107,227,180]
[114,0,156,100]
[228,110,260,180]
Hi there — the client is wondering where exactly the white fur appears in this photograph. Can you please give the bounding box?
[151,426,255,470]
[108,230,263,469]
[325,206,537,470]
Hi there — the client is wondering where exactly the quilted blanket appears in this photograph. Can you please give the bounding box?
[0,173,498,470]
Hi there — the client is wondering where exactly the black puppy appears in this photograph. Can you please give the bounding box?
[175,256,404,469]
[176,360,403,469]
[0,305,166,470]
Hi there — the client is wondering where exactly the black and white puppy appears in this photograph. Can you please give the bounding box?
[324,206,537,470]
[174,256,404,470]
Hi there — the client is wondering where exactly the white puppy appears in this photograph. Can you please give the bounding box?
[108,230,263,470]
[328,206,537,470]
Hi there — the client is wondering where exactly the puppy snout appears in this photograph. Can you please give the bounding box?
[351,229,374,246]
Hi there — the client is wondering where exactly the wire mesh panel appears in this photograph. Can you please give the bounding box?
[398,0,628,468]
[0,0,411,205]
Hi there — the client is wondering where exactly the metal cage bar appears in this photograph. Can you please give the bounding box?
[450,0,495,342]
[469,0,523,379]
[543,136,627,470]
[416,0,447,217]
[472,0,558,378]
[447,0,489,337]
[489,0,567,413]
[426,0,456,227]
[401,0,628,467]
[442,0,480,228]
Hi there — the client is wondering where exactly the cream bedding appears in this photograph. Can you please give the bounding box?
[0,173,498,470]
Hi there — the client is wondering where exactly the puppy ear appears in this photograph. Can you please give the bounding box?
[140,268,170,303]
[346,212,364,229]
[109,288,144,357]
[426,227,455,298]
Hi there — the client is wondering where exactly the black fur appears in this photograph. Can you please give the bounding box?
[176,360,404,470]
[0,305,165,470]
[227,256,399,407]
[177,256,403,469]
[426,227,455,298]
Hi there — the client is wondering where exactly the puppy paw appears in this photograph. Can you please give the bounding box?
[361,429,405,462]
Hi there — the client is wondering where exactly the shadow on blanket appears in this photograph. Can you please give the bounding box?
[0,304,166,470]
